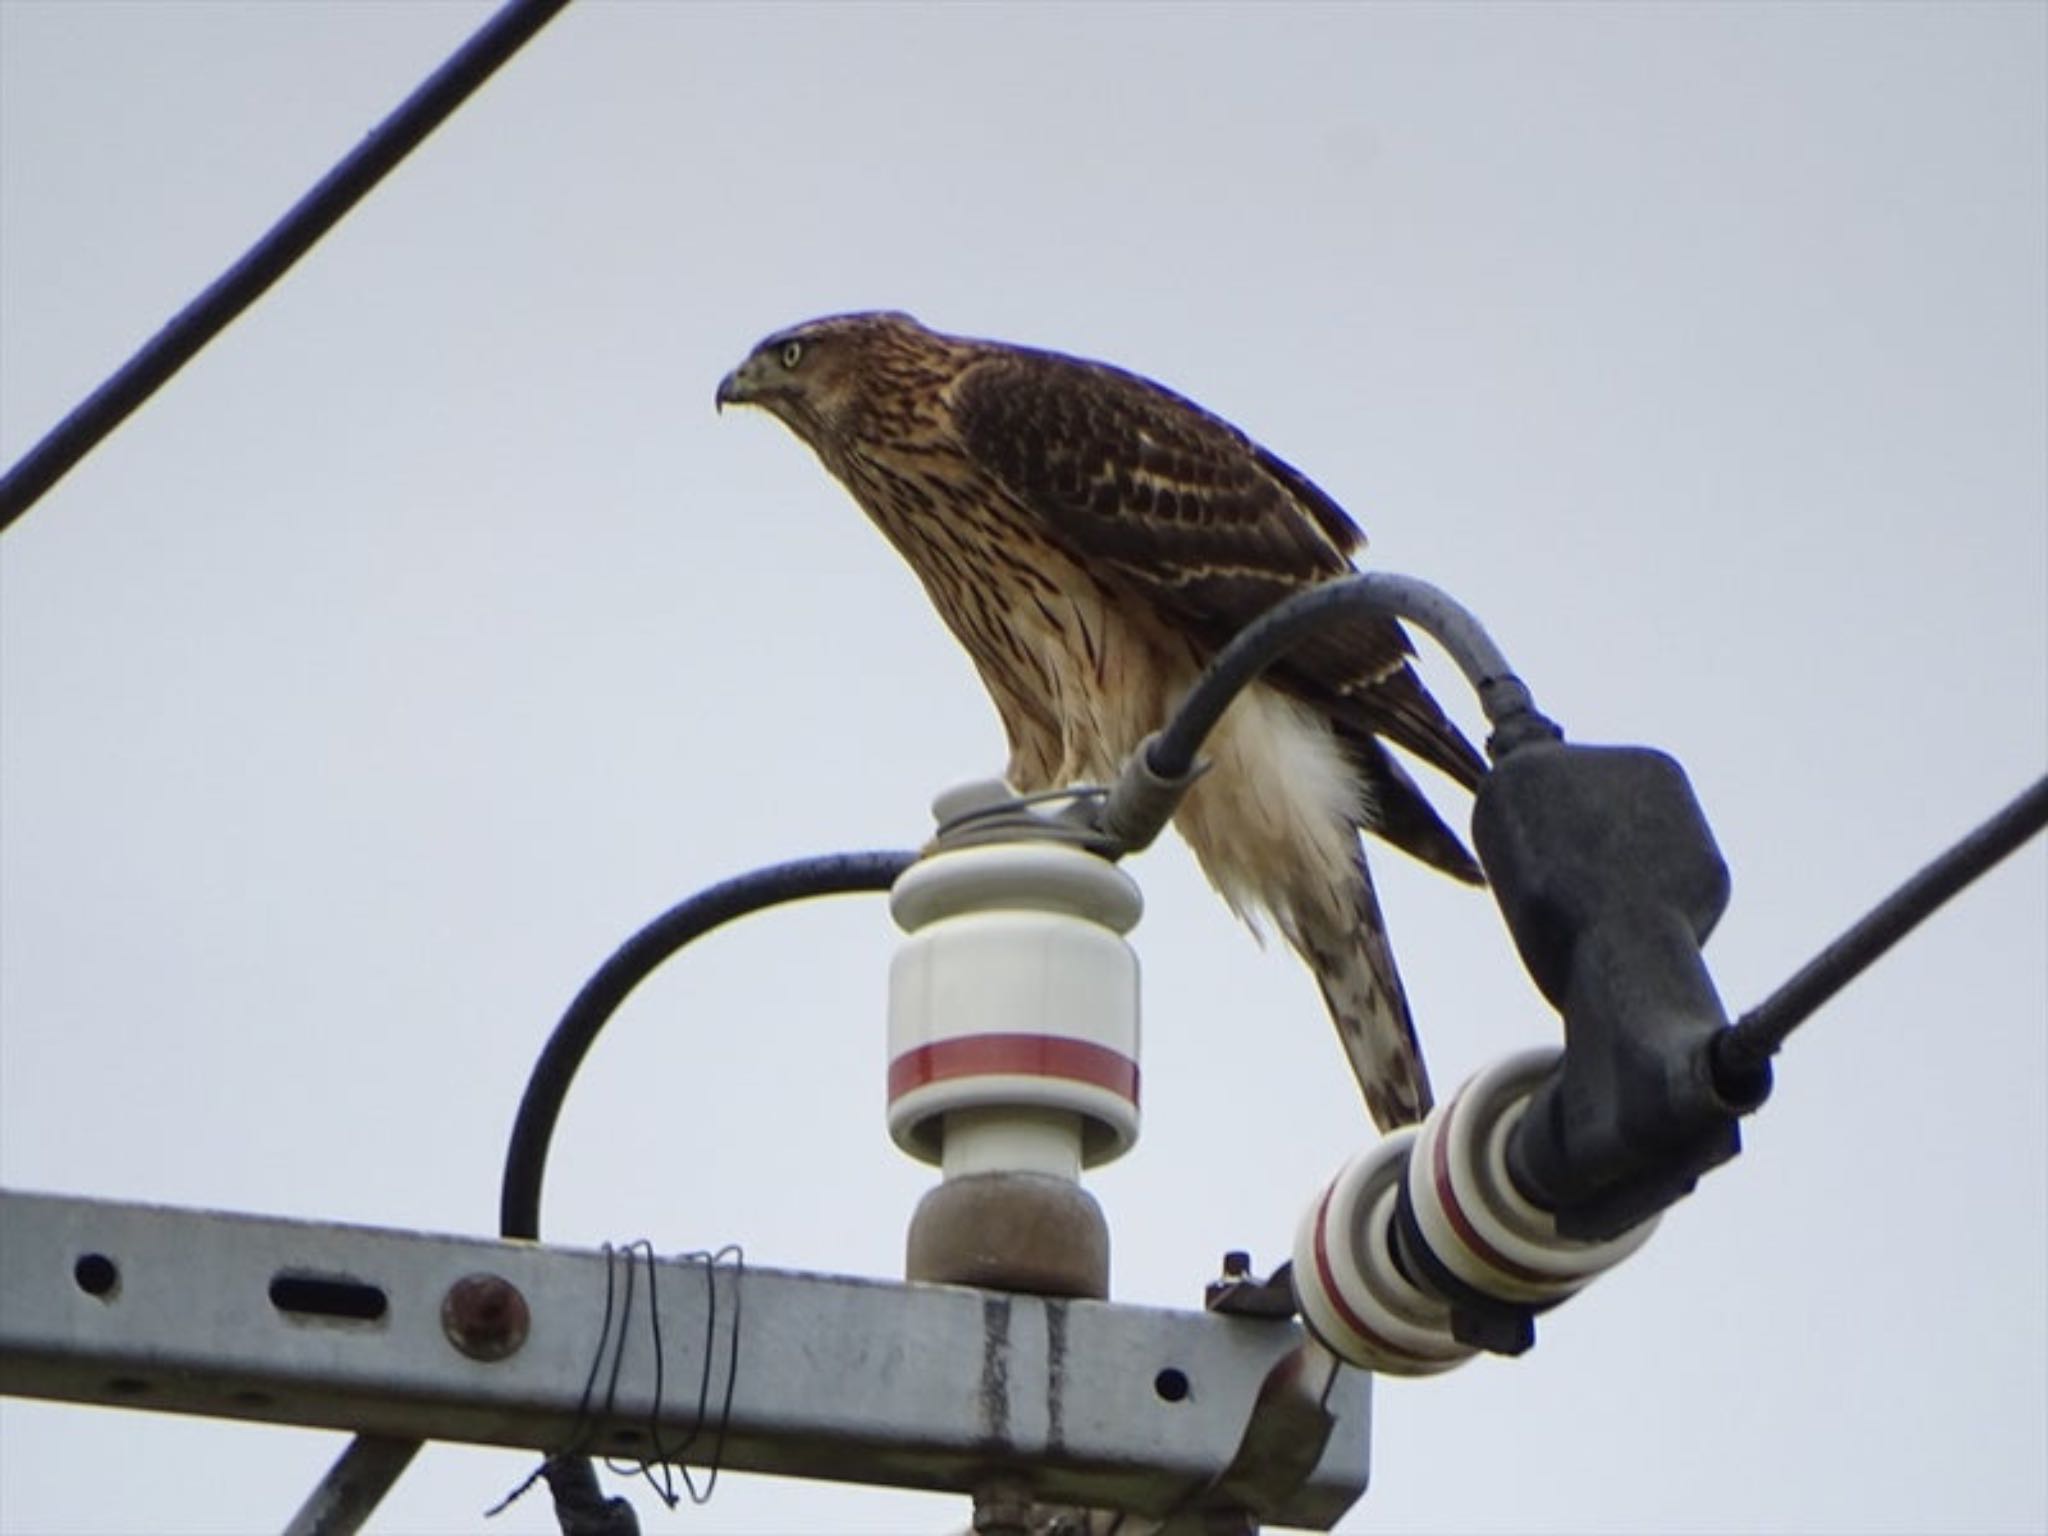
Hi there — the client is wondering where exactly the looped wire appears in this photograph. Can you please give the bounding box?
[930,784,1120,855]
[610,1242,746,1507]
[486,1240,746,1522]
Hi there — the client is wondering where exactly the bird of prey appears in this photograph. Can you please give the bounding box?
[717,312,1483,1130]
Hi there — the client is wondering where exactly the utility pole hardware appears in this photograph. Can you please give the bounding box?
[5,575,2040,1533]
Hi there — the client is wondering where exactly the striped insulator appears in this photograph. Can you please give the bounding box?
[1293,1127,1477,1376]
[1295,1047,1662,1374]
[1404,1047,1660,1307]
[886,840,1141,1172]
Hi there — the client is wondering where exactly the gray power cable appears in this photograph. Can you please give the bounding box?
[1095,572,1557,852]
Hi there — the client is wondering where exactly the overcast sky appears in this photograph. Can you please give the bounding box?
[2,3,2043,1533]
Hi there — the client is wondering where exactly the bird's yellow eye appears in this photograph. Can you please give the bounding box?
[779,340,805,369]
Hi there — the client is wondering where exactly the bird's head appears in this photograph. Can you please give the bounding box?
[716,310,938,453]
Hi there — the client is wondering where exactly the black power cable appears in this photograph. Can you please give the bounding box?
[298,852,916,1536]
[0,0,573,533]
[1091,569,2047,1245]
[1716,771,2048,1080]
[480,849,912,1536]
[499,849,917,1239]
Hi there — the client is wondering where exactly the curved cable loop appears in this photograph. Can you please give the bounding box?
[500,849,918,1240]
[482,849,913,1536]
[1096,572,1557,854]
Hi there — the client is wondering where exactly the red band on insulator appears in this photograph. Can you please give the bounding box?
[1429,1100,1552,1288]
[887,1033,1139,1104]
[1309,1182,1417,1365]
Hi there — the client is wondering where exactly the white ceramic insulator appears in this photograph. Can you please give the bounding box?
[887,840,1142,1170]
[1405,1047,1661,1307]
[940,1106,1085,1180]
[1292,1129,1478,1376]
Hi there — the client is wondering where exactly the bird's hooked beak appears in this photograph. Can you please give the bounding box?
[714,355,764,414]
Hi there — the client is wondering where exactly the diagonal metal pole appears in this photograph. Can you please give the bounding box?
[0,0,573,534]
[283,1437,422,1536]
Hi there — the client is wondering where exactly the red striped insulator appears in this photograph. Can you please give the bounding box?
[1405,1048,1659,1307]
[1293,1129,1476,1376]
[1295,1048,1664,1374]
[886,840,1142,1171]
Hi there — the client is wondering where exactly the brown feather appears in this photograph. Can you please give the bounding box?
[949,347,1483,793]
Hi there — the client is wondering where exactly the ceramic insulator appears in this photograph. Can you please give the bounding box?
[1296,1047,1664,1373]
[1293,1129,1477,1376]
[1405,1047,1660,1307]
[887,841,1142,1170]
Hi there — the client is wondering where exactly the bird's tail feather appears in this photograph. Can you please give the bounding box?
[1168,683,1438,1132]
[1283,858,1435,1132]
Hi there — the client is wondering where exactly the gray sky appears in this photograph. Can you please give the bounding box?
[2,3,2043,1532]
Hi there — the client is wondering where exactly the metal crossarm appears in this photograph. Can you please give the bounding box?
[0,1189,1370,1527]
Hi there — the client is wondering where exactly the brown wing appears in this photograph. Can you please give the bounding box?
[950,345,1485,794]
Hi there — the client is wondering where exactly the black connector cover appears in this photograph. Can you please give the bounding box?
[1476,743,1761,1240]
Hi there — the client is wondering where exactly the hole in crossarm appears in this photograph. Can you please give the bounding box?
[1154,1367,1191,1403]
[269,1271,388,1325]
[74,1252,120,1300]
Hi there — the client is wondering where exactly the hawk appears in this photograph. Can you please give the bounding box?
[717,312,1483,1130]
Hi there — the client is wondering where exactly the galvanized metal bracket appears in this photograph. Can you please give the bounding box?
[0,1189,1370,1528]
